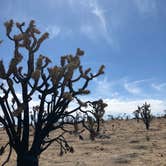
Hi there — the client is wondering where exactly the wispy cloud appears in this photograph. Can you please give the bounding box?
[90,0,107,32]
[45,25,61,39]
[0,0,114,45]
[151,82,166,91]
[124,81,141,95]
[90,0,112,44]
[124,79,146,95]
[133,0,157,15]
[93,77,159,98]
[93,77,119,98]
[123,78,153,95]
[78,0,112,45]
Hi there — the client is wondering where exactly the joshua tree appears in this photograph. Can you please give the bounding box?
[140,102,153,130]
[81,99,107,140]
[0,20,105,166]
[135,102,153,130]
[90,99,107,133]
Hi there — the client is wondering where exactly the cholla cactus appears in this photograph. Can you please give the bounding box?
[0,20,105,166]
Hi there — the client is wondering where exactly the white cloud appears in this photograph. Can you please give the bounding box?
[1,90,165,118]
[104,98,166,117]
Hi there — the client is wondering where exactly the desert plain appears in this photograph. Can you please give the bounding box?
[0,118,166,166]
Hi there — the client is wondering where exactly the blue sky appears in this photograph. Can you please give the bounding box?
[0,0,166,116]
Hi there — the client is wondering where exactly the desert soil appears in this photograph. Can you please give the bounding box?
[0,118,166,166]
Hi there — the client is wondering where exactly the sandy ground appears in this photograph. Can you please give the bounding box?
[0,118,166,166]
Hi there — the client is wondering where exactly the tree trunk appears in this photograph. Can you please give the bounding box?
[96,119,100,133]
[89,130,96,141]
[145,122,150,130]
[17,153,38,166]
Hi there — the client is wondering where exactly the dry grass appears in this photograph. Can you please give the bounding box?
[0,118,166,166]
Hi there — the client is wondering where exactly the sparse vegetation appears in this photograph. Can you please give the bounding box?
[1,118,166,166]
[0,19,165,166]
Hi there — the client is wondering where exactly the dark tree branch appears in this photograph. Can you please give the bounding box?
[0,20,105,165]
